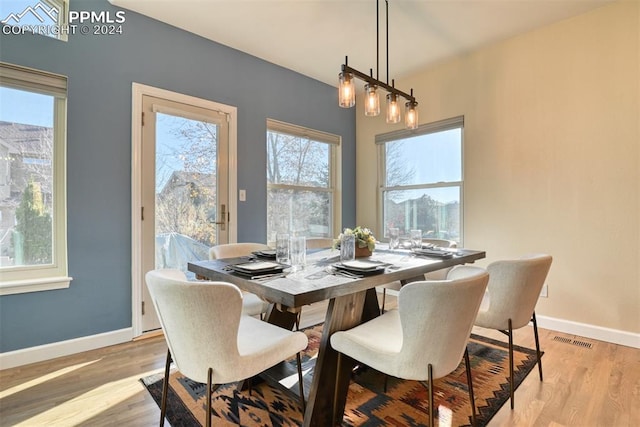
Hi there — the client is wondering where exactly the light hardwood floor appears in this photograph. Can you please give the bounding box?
[1,297,638,426]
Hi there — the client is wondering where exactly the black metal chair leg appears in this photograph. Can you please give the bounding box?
[296,352,306,414]
[532,311,543,381]
[333,352,342,425]
[428,364,434,427]
[381,288,387,314]
[464,347,477,426]
[159,349,171,427]
[206,368,213,427]
[508,319,514,410]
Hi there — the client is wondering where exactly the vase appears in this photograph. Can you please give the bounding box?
[355,246,372,258]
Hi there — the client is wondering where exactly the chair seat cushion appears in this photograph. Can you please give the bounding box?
[218,316,308,383]
[331,310,403,377]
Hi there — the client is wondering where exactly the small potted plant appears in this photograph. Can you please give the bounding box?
[334,226,376,257]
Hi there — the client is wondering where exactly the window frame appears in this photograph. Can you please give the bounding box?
[266,119,342,244]
[377,116,464,244]
[0,62,71,295]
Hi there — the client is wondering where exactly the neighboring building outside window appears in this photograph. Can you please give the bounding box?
[377,116,464,245]
[0,62,70,295]
[266,119,341,245]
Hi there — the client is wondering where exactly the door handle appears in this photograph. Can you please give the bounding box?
[212,204,226,231]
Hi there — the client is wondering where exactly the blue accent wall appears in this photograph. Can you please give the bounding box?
[0,0,355,352]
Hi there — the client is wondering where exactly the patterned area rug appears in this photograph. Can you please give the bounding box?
[141,324,541,426]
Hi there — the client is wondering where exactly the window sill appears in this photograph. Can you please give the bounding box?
[0,276,73,296]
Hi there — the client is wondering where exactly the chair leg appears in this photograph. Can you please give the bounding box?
[532,311,543,381]
[332,352,342,425]
[295,311,301,331]
[159,349,171,427]
[508,318,514,410]
[381,288,387,314]
[296,352,306,414]
[427,364,434,427]
[464,347,477,426]
[206,368,213,427]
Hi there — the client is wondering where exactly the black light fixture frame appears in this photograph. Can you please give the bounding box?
[340,0,417,106]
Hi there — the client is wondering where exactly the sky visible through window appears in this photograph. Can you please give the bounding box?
[389,128,461,204]
[0,87,53,127]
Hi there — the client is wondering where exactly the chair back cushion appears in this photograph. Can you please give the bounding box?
[396,266,489,379]
[145,269,243,383]
[423,238,457,248]
[477,254,552,330]
[306,238,334,249]
[209,242,269,260]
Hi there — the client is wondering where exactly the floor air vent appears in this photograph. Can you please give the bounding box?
[553,336,593,349]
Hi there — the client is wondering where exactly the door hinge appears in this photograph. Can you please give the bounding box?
[141,112,145,126]
[141,206,144,220]
[142,300,145,315]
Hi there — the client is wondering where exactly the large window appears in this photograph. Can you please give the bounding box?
[378,116,463,244]
[266,119,341,244]
[0,62,69,294]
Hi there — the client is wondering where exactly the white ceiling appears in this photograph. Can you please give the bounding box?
[110,0,613,87]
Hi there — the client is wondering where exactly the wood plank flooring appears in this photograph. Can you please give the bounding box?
[1,297,638,426]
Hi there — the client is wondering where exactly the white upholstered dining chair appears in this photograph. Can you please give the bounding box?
[331,265,489,427]
[209,242,271,318]
[474,253,552,410]
[145,269,308,427]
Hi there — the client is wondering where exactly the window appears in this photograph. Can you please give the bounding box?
[378,116,463,244]
[266,119,341,244]
[0,0,69,41]
[0,62,70,295]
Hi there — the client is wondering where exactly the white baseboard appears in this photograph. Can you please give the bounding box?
[0,328,133,370]
[536,315,640,349]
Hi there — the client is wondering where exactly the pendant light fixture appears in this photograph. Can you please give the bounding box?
[338,0,418,130]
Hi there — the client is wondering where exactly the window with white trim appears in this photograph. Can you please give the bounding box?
[378,116,464,244]
[266,119,341,244]
[0,62,70,295]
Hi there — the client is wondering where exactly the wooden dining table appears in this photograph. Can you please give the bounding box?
[188,245,485,426]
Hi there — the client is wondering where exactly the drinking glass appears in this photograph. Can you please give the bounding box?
[289,236,306,271]
[388,227,399,250]
[410,229,422,250]
[340,234,355,262]
[276,233,290,264]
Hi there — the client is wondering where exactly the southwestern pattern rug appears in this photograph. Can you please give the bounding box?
[141,325,541,426]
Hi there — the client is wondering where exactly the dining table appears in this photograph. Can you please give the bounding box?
[188,244,485,427]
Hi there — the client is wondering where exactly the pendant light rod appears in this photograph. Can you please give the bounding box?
[385,0,389,85]
[376,0,379,81]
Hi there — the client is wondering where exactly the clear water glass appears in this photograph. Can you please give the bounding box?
[410,229,422,250]
[276,233,290,264]
[289,236,306,271]
[388,227,399,250]
[340,234,355,262]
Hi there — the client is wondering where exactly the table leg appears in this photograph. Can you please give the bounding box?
[264,303,298,330]
[303,290,367,427]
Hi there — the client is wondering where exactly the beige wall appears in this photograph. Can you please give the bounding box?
[356,1,639,335]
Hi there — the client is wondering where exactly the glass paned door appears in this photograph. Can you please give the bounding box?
[141,95,229,332]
